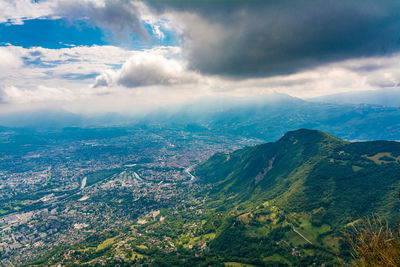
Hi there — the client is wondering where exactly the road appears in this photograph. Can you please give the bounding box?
[292,227,313,244]
[184,166,197,183]
[133,172,143,181]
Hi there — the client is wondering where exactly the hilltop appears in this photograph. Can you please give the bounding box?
[195,129,400,225]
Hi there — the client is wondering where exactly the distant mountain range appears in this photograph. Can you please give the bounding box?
[144,93,400,141]
[0,93,399,142]
[309,88,400,107]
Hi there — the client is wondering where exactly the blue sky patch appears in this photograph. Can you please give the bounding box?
[0,19,107,49]
[0,18,179,50]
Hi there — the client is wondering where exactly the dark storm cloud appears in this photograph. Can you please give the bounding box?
[146,0,400,77]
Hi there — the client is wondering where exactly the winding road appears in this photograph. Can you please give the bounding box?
[184,166,197,183]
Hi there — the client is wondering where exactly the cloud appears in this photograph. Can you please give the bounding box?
[1,44,132,81]
[0,47,22,69]
[3,1,400,80]
[146,0,400,78]
[54,0,149,43]
[235,54,400,98]
[93,50,200,88]
[0,0,56,24]
[0,85,74,104]
[0,44,203,111]
[0,45,134,107]
[2,1,400,113]
[2,43,400,112]
[0,0,149,43]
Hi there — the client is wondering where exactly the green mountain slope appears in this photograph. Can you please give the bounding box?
[31,129,400,266]
[194,129,400,225]
[187,129,400,265]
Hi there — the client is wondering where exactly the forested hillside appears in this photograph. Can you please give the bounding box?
[31,130,400,266]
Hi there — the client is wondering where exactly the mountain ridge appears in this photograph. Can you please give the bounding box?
[194,129,400,225]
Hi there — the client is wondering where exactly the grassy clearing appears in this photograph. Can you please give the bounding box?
[263,254,291,265]
[287,213,331,243]
[96,237,116,251]
[352,165,363,172]
[185,232,216,247]
[224,262,256,267]
[0,209,8,214]
[365,152,397,164]
[255,227,269,237]
[285,230,308,246]
[136,244,148,250]
[322,235,340,250]
[130,251,145,260]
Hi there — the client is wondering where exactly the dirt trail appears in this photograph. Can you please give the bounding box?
[292,227,313,244]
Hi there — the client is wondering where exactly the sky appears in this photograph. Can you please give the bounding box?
[1,0,400,114]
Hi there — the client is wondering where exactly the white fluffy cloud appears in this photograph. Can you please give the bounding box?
[0,45,131,107]
[0,0,56,24]
[0,44,204,113]
[93,51,200,88]
[0,47,22,69]
[0,45,132,85]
